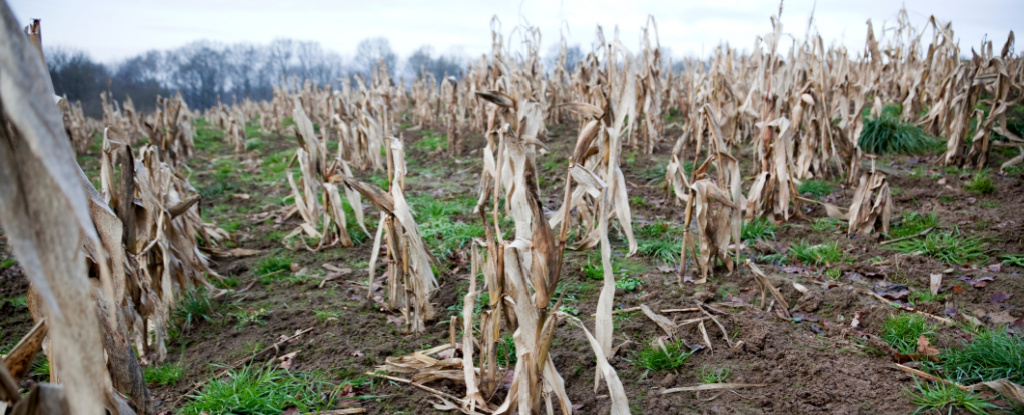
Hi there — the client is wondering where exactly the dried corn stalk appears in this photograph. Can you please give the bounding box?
[0,9,128,414]
[669,106,743,284]
[283,99,368,249]
[846,170,892,235]
[349,137,437,333]
[98,128,228,366]
[548,37,638,256]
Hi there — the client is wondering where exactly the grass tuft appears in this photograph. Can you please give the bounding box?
[638,238,682,264]
[859,114,936,155]
[797,180,834,199]
[700,366,731,384]
[314,310,341,321]
[887,228,988,265]
[171,289,217,335]
[965,169,996,194]
[637,219,680,238]
[615,277,644,292]
[180,365,335,415]
[881,313,936,355]
[890,211,939,238]
[230,307,269,329]
[811,218,845,233]
[789,240,844,266]
[255,255,292,283]
[741,217,777,241]
[939,326,1024,384]
[906,378,996,415]
[144,362,184,386]
[629,338,694,375]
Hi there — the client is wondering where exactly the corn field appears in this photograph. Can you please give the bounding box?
[2,2,1023,415]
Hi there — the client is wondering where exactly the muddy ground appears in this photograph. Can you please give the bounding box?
[2,116,1022,414]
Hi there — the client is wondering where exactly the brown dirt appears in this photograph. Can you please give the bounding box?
[2,116,1022,414]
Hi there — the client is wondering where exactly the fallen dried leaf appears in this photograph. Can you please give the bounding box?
[959,275,995,288]
[278,351,299,370]
[873,281,910,300]
[917,336,939,356]
[990,291,1013,303]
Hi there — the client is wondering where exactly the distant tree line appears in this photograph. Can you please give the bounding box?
[45,37,471,117]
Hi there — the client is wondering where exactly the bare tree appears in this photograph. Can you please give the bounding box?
[46,46,109,116]
[268,38,295,81]
[406,45,464,83]
[355,37,397,79]
[169,41,226,109]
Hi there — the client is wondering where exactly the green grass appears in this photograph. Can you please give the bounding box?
[314,310,341,321]
[811,217,845,233]
[255,255,293,283]
[496,334,517,367]
[5,294,27,308]
[639,162,670,185]
[230,307,269,329]
[213,275,240,289]
[789,240,844,266]
[797,180,834,199]
[638,238,682,264]
[999,254,1024,267]
[824,268,842,281]
[193,120,225,152]
[418,221,484,258]
[581,256,605,280]
[700,366,731,384]
[412,134,447,152]
[629,338,694,375]
[408,196,463,221]
[887,228,989,265]
[881,313,936,355]
[965,169,996,194]
[906,379,996,415]
[637,219,678,238]
[908,290,944,305]
[859,114,936,155]
[938,326,1024,384]
[558,305,580,316]
[31,356,49,377]
[180,365,336,415]
[0,257,16,270]
[615,277,644,292]
[261,149,296,184]
[630,196,648,208]
[144,362,184,386]
[171,289,217,336]
[890,211,939,238]
[741,217,777,241]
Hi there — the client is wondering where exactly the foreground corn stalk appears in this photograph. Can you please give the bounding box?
[375,122,629,414]
[0,9,139,414]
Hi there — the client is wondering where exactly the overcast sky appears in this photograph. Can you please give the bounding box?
[8,0,1022,64]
